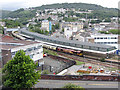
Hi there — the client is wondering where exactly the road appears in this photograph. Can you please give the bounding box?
[35,79,119,89]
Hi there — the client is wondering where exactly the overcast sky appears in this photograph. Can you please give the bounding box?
[0,0,119,11]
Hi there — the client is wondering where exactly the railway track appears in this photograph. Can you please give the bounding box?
[57,52,118,68]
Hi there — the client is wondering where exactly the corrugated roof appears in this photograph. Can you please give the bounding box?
[21,28,114,49]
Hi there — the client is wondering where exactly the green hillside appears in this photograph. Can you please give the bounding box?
[0,10,11,19]
[35,3,117,11]
[3,3,118,19]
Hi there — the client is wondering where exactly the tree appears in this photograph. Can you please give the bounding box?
[104,18,111,22]
[100,58,105,62]
[47,17,52,21]
[45,30,49,35]
[2,50,40,88]
[62,28,64,32]
[63,83,84,89]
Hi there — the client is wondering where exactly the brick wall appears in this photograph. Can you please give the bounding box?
[1,50,12,67]
[41,74,119,81]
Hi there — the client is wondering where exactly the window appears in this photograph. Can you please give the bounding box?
[104,42,107,44]
[99,48,107,52]
[37,45,42,49]
[29,54,33,58]
[111,37,117,39]
[83,45,89,49]
[108,42,110,44]
[27,48,32,52]
[108,37,110,39]
[90,46,98,50]
[34,47,37,50]
[37,52,39,54]
[104,37,107,39]
[12,52,15,55]
[76,44,82,48]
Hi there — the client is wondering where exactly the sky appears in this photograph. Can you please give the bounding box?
[0,0,119,11]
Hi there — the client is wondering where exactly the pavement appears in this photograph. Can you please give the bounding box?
[35,79,119,89]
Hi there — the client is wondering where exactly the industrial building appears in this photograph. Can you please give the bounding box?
[0,34,43,68]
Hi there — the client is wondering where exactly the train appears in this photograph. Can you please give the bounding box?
[43,44,83,56]
[12,31,35,41]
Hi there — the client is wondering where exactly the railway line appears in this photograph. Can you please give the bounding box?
[57,52,118,68]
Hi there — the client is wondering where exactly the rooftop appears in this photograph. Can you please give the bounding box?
[0,34,39,50]
[21,29,115,49]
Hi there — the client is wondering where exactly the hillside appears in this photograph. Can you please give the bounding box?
[35,3,117,11]
[4,3,118,19]
[5,8,36,19]
[0,10,11,19]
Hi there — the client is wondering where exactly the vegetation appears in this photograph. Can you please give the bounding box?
[63,83,84,89]
[100,58,105,62]
[0,68,2,86]
[51,23,60,33]
[5,8,36,19]
[63,17,78,22]
[2,19,22,28]
[47,17,52,21]
[2,50,40,88]
[90,20,102,24]
[99,29,120,34]
[43,48,58,56]
[0,10,11,18]
[35,3,117,11]
[0,25,4,34]
[62,28,64,32]
[109,29,120,34]
[34,3,118,19]
[42,70,49,74]
[104,18,111,22]
[75,61,85,65]
[29,25,49,35]
[3,3,118,23]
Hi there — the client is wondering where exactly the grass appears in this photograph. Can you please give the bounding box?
[109,67,118,71]
[43,48,58,56]
[75,60,85,65]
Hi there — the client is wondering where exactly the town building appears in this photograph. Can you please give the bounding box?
[0,21,5,27]
[61,22,83,31]
[0,34,43,68]
[41,20,52,32]
[64,27,73,40]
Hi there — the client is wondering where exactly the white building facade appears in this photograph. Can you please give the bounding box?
[11,43,43,66]
[91,34,118,49]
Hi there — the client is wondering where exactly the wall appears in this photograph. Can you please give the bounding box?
[1,50,12,67]
[41,74,119,81]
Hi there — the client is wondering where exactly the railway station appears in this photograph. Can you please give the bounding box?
[20,28,117,58]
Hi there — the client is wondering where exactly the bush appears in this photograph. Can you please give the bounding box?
[63,83,84,89]
[42,70,49,74]
[100,58,105,62]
